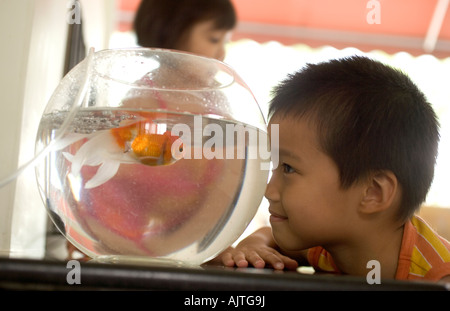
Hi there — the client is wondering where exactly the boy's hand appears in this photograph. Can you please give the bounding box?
[219,245,299,271]
[208,227,298,271]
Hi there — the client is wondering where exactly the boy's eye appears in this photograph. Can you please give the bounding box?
[282,163,295,174]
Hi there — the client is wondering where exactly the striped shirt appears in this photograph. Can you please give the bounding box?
[307,215,450,281]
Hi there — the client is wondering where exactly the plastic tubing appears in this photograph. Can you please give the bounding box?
[0,48,95,189]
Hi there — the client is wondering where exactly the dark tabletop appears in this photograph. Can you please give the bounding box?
[0,257,447,291]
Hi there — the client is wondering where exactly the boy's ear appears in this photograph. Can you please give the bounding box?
[359,170,398,214]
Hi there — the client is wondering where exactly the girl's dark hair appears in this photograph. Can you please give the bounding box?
[134,0,236,49]
[269,56,440,221]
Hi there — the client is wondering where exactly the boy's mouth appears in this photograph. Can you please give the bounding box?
[268,208,288,222]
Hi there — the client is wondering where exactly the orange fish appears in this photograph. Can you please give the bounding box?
[110,116,181,166]
[61,113,183,189]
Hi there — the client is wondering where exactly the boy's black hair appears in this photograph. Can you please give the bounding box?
[269,56,440,221]
[134,0,236,49]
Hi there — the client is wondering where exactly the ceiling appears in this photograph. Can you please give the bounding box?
[117,0,450,58]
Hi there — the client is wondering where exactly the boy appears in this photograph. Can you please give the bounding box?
[214,56,450,282]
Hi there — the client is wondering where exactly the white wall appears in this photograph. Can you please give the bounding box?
[80,0,116,52]
[0,0,68,258]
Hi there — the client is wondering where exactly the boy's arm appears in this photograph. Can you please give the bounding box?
[439,275,450,284]
[209,227,307,270]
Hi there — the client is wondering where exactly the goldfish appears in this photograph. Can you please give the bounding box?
[60,112,183,189]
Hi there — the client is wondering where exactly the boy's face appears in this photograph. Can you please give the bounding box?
[266,116,365,252]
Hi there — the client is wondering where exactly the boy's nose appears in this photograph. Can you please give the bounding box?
[264,173,280,203]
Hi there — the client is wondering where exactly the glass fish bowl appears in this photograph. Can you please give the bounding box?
[35,48,270,266]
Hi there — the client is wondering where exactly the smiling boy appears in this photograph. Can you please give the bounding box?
[214,56,450,282]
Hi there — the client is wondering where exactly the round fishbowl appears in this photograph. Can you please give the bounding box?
[35,48,270,266]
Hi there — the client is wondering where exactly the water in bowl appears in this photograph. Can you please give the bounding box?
[36,107,269,265]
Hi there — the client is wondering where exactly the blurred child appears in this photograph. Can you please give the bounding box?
[134,0,236,61]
